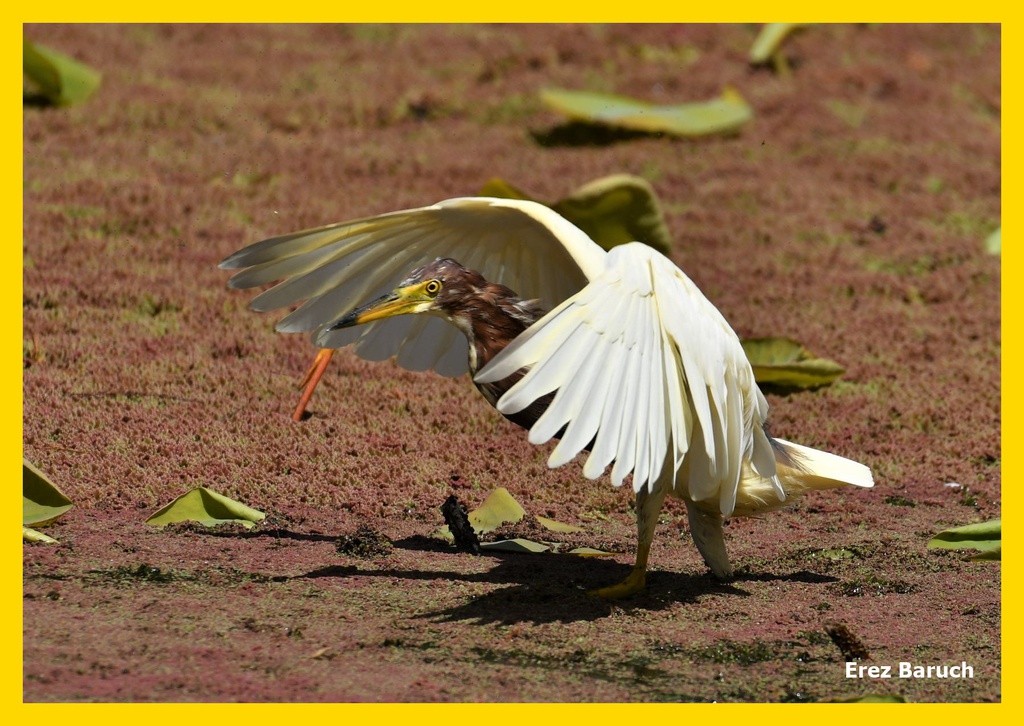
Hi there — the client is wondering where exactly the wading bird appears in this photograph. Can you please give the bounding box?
[220,197,873,598]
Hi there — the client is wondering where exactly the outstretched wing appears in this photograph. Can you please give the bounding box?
[474,242,779,516]
[220,197,606,377]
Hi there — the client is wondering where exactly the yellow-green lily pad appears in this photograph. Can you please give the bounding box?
[480,538,551,553]
[741,337,845,389]
[927,519,1001,558]
[146,487,266,529]
[539,86,752,138]
[24,39,102,106]
[479,174,671,254]
[24,459,73,526]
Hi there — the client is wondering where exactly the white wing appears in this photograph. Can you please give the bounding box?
[220,198,607,377]
[474,242,780,517]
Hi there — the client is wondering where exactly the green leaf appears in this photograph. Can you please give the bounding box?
[24,39,102,106]
[741,337,846,389]
[927,519,1001,557]
[984,227,1000,255]
[480,174,672,254]
[539,86,752,137]
[146,487,266,529]
[23,459,73,526]
[749,23,810,64]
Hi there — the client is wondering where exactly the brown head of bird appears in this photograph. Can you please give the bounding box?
[328,258,545,377]
[327,257,550,429]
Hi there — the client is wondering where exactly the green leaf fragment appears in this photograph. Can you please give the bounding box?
[568,547,616,557]
[984,227,1000,255]
[971,547,1001,561]
[23,459,73,526]
[436,486,527,541]
[479,174,672,254]
[436,489,592,554]
[467,487,526,534]
[536,515,583,534]
[146,487,266,529]
[480,539,550,553]
[749,23,810,64]
[23,526,58,544]
[478,178,533,201]
[927,519,1001,556]
[24,39,102,106]
[552,175,671,254]
[539,86,752,137]
[741,337,845,389]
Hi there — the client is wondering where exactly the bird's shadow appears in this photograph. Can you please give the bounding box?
[187,525,341,543]
[24,92,58,108]
[529,121,665,148]
[261,533,836,624]
[189,527,837,624]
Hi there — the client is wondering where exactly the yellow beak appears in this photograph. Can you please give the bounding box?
[328,283,433,330]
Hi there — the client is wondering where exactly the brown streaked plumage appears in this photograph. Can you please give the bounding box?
[328,258,552,431]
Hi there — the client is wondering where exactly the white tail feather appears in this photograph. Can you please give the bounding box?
[730,437,873,517]
[772,438,874,490]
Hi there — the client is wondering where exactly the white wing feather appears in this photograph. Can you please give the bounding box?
[225,200,789,515]
[220,198,606,376]
[475,242,778,515]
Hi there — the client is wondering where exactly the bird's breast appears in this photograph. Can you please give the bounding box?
[473,366,554,433]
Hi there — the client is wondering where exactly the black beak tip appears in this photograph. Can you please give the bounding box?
[326,314,356,332]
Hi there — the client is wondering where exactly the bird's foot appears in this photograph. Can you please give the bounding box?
[587,567,646,599]
[710,564,735,581]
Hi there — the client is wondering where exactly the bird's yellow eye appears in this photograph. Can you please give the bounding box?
[424,280,442,296]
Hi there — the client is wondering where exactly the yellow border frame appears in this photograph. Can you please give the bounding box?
[10,10,1009,715]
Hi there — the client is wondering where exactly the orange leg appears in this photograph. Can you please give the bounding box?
[292,349,334,422]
